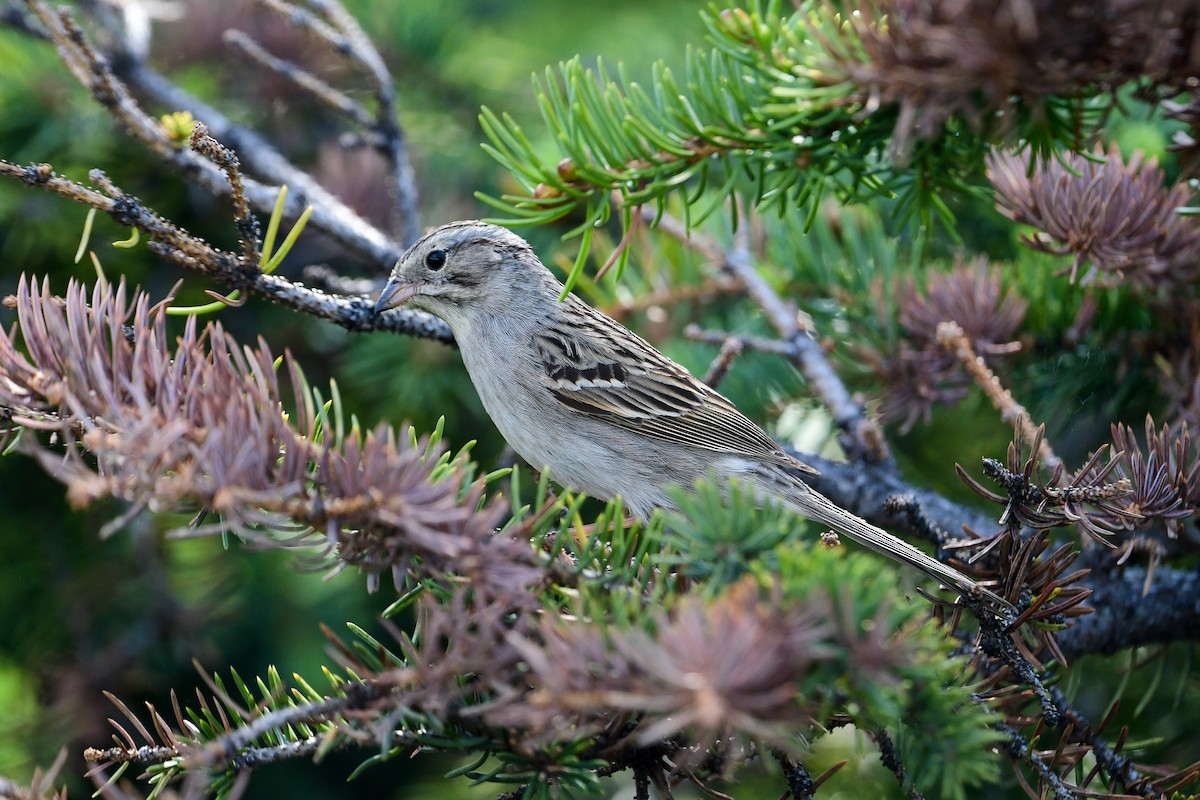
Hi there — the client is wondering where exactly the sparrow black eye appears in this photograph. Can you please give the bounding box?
[425,249,447,270]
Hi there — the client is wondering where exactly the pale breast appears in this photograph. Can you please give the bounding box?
[460,335,680,515]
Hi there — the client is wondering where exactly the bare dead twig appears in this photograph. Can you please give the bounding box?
[937,320,1061,475]
[248,0,420,244]
[8,0,406,267]
[189,123,260,265]
[607,276,742,321]
[223,29,375,128]
[0,160,451,342]
[685,324,797,359]
[700,337,744,389]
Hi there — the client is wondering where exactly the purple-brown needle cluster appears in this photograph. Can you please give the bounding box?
[826,0,1200,156]
[988,146,1200,287]
[388,578,919,785]
[1106,418,1200,541]
[959,417,1200,634]
[873,258,1026,431]
[0,277,538,595]
[494,581,830,748]
[960,428,1137,544]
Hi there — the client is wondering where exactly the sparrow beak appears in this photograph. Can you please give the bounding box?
[375,276,419,313]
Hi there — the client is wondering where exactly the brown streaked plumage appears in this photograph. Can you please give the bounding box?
[532,298,819,474]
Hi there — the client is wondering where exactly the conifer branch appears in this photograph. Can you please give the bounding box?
[477,0,1184,247]
[0,277,509,592]
[9,0,410,267]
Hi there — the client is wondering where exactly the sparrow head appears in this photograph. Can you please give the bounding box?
[375,221,557,329]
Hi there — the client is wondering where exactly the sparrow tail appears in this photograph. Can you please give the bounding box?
[784,485,1015,617]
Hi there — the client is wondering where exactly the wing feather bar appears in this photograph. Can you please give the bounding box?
[533,318,817,474]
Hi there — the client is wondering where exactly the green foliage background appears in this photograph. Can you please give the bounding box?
[0,1,1196,799]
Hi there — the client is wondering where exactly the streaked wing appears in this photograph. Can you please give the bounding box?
[533,297,817,474]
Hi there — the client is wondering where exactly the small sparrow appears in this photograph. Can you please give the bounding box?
[376,221,1012,614]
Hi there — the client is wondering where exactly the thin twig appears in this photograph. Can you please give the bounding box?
[189,123,260,266]
[701,337,744,388]
[320,0,420,244]
[607,277,741,322]
[936,321,1061,475]
[998,724,1076,800]
[596,194,641,280]
[88,682,382,785]
[873,729,923,800]
[83,744,176,765]
[0,160,452,343]
[302,264,378,296]
[685,325,797,358]
[223,29,375,128]
[980,614,1061,726]
[1046,686,1153,799]
[251,0,420,244]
